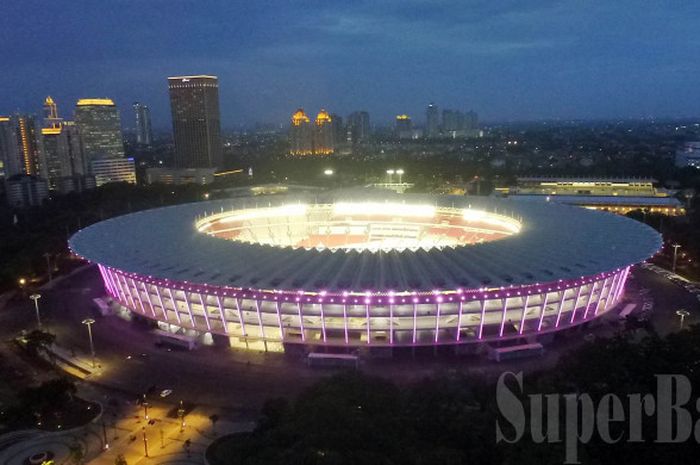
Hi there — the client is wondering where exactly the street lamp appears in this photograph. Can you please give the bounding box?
[142,426,149,457]
[323,169,334,176]
[676,309,690,330]
[386,169,395,183]
[81,318,96,368]
[672,244,681,273]
[142,393,149,420]
[396,169,404,184]
[178,400,186,432]
[29,293,42,329]
[43,253,52,284]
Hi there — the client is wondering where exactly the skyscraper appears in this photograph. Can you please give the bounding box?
[42,97,87,190]
[395,114,412,139]
[347,111,370,143]
[313,109,334,155]
[74,98,125,162]
[426,103,439,137]
[0,115,47,178]
[133,102,153,146]
[168,75,222,169]
[289,108,313,156]
[74,98,134,187]
[330,113,344,146]
[0,116,17,178]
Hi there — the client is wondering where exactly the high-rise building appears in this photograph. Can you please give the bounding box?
[289,108,313,156]
[313,109,334,155]
[347,111,370,143]
[74,98,125,162]
[330,113,344,146]
[133,102,153,146]
[0,116,17,178]
[442,109,464,133]
[5,174,49,208]
[74,98,135,186]
[395,114,412,139]
[42,97,87,191]
[168,75,222,169]
[0,115,47,178]
[426,103,439,137]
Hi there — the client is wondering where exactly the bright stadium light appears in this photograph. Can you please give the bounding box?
[333,202,435,218]
[219,204,308,224]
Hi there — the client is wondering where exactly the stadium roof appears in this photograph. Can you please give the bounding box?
[69,193,661,293]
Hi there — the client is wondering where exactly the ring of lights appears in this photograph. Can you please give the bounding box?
[69,193,661,351]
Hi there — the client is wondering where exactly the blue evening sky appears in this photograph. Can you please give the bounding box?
[1,0,699,128]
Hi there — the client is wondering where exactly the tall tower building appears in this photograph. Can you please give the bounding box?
[0,115,47,178]
[167,75,222,169]
[133,102,153,146]
[41,97,87,190]
[74,98,125,162]
[313,109,334,155]
[426,103,439,137]
[330,113,344,146]
[395,114,412,139]
[0,116,18,178]
[347,111,370,143]
[288,108,313,156]
[74,98,134,187]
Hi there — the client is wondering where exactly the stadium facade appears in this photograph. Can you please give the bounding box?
[69,193,661,353]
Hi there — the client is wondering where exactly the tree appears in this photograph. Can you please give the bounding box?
[209,414,220,435]
[24,329,56,357]
[68,442,84,465]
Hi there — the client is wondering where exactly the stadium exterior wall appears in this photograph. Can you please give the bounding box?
[96,263,630,351]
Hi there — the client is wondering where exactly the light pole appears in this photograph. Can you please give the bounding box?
[672,244,681,273]
[142,394,149,420]
[396,169,404,184]
[676,309,690,330]
[43,253,52,284]
[81,318,96,367]
[142,426,149,457]
[386,169,394,183]
[178,401,186,432]
[29,293,42,329]
[323,169,334,176]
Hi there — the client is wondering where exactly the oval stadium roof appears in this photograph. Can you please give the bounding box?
[69,193,662,293]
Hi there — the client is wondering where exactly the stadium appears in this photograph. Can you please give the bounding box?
[69,193,661,354]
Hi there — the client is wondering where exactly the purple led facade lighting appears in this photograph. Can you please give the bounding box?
[69,194,661,351]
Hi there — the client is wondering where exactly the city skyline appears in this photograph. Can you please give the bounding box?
[2,1,700,128]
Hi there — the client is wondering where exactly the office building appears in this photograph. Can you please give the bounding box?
[0,116,16,178]
[133,102,153,146]
[289,108,313,156]
[395,114,412,139]
[42,97,87,191]
[0,115,47,179]
[168,75,222,169]
[426,103,439,137]
[347,111,370,143]
[5,174,49,208]
[74,98,125,162]
[330,113,344,145]
[145,167,215,185]
[313,109,334,155]
[90,157,136,187]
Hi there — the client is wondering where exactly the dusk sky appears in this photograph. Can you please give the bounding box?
[2,0,700,129]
